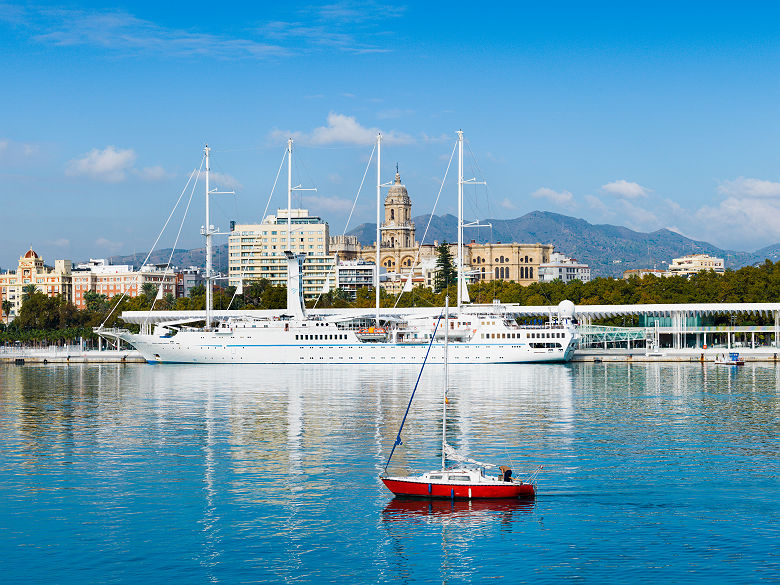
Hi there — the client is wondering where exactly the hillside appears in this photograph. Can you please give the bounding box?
[106,244,230,275]
[348,211,757,277]
[97,212,770,279]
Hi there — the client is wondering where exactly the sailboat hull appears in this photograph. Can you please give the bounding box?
[381,477,536,499]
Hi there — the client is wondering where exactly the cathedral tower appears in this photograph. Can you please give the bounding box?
[381,168,416,248]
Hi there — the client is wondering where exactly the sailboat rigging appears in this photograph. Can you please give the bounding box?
[381,297,541,499]
[97,133,577,365]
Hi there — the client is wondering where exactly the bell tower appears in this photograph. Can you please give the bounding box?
[381,166,415,248]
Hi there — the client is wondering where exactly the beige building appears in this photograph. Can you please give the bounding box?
[354,169,553,287]
[71,260,177,309]
[0,248,72,321]
[667,254,725,276]
[228,209,336,300]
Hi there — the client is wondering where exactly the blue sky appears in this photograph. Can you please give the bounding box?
[1,1,779,268]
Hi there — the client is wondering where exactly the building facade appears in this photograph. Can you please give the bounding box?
[353,169,554,287]
[334,260,377,300]
[228,209,335,300]
[538,253,591,283]
[0,248,72,321]
[71,260,177,309]
[667,254,725,276]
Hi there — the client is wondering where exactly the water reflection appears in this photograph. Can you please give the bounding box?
[382,497,535,523]
[1,362,779,583]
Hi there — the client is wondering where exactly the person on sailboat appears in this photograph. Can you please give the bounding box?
[500,466,512,482]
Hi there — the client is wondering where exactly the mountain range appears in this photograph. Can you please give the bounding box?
[105,211,774,279]
[348,211,763,277]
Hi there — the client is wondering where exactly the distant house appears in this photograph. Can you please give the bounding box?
[539,253,591,283]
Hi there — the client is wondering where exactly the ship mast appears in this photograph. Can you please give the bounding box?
[204,145,212,329]
[376,132,382,327]
[285,138,316,275]
[202,145,234,330]
[288,138,293,252]
[442,296,449,471]
[456,130,486,315]
[457,131,463,315]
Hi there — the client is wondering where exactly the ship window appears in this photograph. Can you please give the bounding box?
[428,475,443,480]
[448,475,470,482]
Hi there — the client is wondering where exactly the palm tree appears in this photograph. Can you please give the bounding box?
[141,282,158,300]
[21,284,37,302]
[2,299,11,322]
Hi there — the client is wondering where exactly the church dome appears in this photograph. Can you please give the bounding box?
[24,248,39,259]
[385,170,410,202]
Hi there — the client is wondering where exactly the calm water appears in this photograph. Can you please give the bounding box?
[0,362,778,584]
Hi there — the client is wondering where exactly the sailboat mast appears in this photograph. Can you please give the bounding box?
[457,130,464,315]
[442,296,449,471]
[287,138,293,252]
[376,132,381,327]
[204,144,212,329]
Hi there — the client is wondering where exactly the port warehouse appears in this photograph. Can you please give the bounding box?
[119,302,780,352]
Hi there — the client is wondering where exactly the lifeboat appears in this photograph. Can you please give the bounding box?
[355,326,389,342]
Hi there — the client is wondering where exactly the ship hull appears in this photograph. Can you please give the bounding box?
[118,332,573,364]
[381,477,536,499]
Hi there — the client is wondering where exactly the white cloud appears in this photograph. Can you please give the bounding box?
[531,187,574,206]
[33,9,289,59]
[66,146,137,182]
[499,197,517,210]
[302,195,352,213]
[601,179,652,199]
[95,237,124,253]
[618,199,659,231]
[208,171,242,190]
[50,238,70,247]
[585,194,610,213]
[134,165,173,181]
[717,177,780,198]
[0,138,40,163]
[695,194,780,249]
[270,112,414,146]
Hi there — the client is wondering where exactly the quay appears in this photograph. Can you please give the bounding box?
[0,347,145,364]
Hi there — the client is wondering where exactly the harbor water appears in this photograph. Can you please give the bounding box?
[0,362,777,583]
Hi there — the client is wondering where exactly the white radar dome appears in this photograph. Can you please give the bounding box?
[558,299,576,319]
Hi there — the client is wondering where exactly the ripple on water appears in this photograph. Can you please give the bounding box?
[0,362,778,584]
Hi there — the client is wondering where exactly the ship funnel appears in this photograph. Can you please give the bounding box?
[285,251,307,320]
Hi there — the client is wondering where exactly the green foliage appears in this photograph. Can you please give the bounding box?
[433,242,456,293]
[5,261,780,343]
[141,282,158,300]
[21,284,37,302]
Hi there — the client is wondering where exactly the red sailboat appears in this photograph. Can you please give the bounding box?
[381,299,541,500]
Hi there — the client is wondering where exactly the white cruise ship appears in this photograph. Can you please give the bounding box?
[98,135,578,365]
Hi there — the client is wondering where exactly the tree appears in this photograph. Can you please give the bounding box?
[141,282,158,300]
[83,291,108,313]
[433,242,456,293]
[2,300,11,322]
[21,284,37,302]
